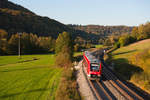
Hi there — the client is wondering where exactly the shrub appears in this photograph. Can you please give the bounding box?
[55,46,72,68]
[55,69,81,100]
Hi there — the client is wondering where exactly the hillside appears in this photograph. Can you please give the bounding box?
[0,0,99,41]
[111,39,150,60]
[107,39,150,93]
[0,0,33,13]
[68,24,133,37]
[0,0,70,38]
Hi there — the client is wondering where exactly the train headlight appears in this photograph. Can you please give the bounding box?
[88,74,91,77]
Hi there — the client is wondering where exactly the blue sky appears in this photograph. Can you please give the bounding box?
[9,0,150,26]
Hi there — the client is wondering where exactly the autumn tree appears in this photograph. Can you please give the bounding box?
[8,33,55,54]
[8,34,19,54]
[131,22,150,41]
[39,36,55,53]
[0,29,8,55]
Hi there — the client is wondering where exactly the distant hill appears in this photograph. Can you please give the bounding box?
[68,25,133,37]
[0,0,100,43]
[0,0,133,44]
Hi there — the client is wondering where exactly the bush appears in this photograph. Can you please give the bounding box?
[55,46,72,68]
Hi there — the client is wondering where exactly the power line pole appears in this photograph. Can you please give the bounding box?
[18,32,22,59]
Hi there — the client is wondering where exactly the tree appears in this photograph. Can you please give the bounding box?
[8,34,19,54]
[104,38,112,46]
[131,27,138,40]
[55,32,73,67]
[39,36,55,53]
[131,22,150,41]
[0,29,8,55]
[118,34,136,47]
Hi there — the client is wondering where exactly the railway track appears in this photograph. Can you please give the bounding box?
[103,66,144,100]
[82,62,145,100]
[82,63,110,100]
[94,49,145,99]
[80,49,146,100]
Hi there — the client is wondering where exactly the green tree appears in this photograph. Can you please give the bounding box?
[118,34,135,47]
[55,32,73,67]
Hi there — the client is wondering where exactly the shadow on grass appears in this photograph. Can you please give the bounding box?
[0,58,40,66]
[111,58,143,80]
[112,49,137,56]
[17,58,40,63]
[0,88,49,98]
[0,66,49,73]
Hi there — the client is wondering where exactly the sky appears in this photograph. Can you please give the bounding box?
[9,0,150,26]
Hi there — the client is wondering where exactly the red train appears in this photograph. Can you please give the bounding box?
[83,51,102,80]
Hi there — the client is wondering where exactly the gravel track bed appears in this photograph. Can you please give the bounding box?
[76,61,96,100]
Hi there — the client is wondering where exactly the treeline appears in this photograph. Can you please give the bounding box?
[0,29,55,55]
[68,24,133,45]
[114,22,150,48]
[101,22,150,48]
[68,24,133,36]
[0,28,94,55]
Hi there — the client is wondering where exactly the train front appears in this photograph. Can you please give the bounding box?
[88,60,102,80]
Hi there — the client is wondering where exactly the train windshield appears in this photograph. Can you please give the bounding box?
[90,64,100,72]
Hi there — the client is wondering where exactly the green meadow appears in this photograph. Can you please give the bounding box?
[0,54,62,100]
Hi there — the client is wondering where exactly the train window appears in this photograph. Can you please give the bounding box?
[90,64,100,72]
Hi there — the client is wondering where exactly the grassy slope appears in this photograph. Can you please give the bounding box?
[108,39,150,92]
[0,54,62,100]
[112,39,150,60]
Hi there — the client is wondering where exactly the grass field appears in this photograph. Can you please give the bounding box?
[0,54,62,100]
